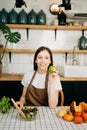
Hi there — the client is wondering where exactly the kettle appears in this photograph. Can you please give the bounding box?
[78,30,87,50]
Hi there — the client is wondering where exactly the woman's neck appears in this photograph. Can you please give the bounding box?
[37,69,47,74]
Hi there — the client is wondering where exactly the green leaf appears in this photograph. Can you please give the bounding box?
[0,24,10,34]
[0,96,12,114]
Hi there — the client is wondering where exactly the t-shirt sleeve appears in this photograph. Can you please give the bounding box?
[21,71,34,87]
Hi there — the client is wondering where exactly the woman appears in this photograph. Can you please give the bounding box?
[16,46,62,109]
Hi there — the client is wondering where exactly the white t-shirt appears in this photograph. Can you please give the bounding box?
[21,71,62,91]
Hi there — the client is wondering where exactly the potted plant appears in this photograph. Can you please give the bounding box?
[0,24,21,73]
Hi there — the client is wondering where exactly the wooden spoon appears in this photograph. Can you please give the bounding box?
[11,98,26,119]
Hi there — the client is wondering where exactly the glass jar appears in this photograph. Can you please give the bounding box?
[18,9,27,24]
[0,8,8,23]
[78,30,87,50]
[37,10,46,25]
[27,9,37,24]
[8,9,18,24]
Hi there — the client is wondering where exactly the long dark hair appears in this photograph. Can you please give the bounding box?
[34,46,53,71]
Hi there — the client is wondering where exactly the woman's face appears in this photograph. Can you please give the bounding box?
[35,50,51,73]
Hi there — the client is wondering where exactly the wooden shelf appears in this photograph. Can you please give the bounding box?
[6,24,87,30]
[0,48,87,53]
[0,49,87,53]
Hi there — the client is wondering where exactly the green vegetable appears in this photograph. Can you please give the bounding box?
[0,96,12,114]
[21,106,38,120]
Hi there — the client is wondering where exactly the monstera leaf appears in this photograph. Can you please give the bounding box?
[0,24,21,43]
[0,24,21,62]
[0,24,10,34]
[5,32,21,43]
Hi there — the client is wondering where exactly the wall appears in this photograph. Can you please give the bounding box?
[0,0,87,74]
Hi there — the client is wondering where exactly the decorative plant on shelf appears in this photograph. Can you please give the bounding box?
[0,24,21,73]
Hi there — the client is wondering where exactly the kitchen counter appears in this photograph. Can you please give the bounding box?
[0,106,87,130]
[0,73,87,81]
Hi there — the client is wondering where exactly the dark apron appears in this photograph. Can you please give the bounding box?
[25,71,49,106]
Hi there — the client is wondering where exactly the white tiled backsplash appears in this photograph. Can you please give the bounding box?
[0,0,87,73]
[2,29,87,74]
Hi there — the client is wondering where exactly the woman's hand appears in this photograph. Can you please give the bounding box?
[49,71,58,85]
[16,101,24,108]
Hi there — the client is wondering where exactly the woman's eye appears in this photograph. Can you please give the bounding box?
[38,56,42,59]
[45,57,49,59]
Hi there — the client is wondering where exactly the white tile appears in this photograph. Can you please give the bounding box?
[10,53,33,64]
[29,29,55,41]
[11,29,27,40]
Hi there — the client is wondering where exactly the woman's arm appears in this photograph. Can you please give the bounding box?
[48,72,59,109]
[16,87,27,108]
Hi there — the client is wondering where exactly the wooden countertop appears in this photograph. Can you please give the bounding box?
[0,73,87,81]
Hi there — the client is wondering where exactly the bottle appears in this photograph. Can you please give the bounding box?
[37,10,46,25]
[58,10,66,25]
[78,30,87,50]
[18,9,27,24]
[8,9,18,24]
[27,9,37,24]
[0,8,8,23]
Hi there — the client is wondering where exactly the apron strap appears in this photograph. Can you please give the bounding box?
[29,71,36,85]
[45,70,49,89]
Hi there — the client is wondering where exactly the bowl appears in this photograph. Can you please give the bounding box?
[21,106,38,121]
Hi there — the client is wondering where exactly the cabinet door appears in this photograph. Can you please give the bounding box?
[61,81,75,106]
[74,81,87,104]
[0,81,23,101]
[61,81,87,106]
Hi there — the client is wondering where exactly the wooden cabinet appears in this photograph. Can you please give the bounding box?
[0,81,23,101]
[62,81,87,105]
[0,81,87,105]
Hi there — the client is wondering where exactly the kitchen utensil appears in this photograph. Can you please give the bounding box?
[11,98,26,119]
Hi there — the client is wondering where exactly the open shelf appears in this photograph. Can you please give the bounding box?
[0,48,87,53]
[6,24,87,30]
